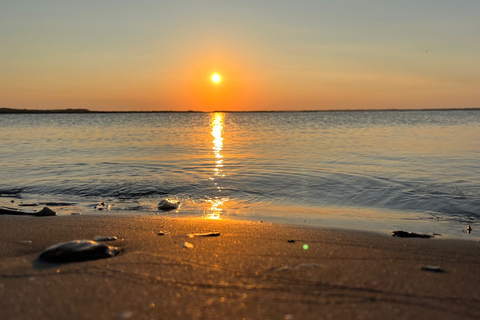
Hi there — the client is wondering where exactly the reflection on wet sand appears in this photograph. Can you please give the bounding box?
[204,113,228,219]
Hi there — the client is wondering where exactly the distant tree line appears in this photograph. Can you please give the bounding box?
[0,107,478,114]
[0,108,92,113]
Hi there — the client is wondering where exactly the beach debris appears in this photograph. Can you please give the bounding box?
[270,263,321,272]
[10,200,14,203]
[287,240,296,243]
[38,240,121,263]
[95,202,112,211]
[0,206,56,217]
[187,232,220,238]
[157,199,180,211]
[157,231,168,235]
[181,242,194,249]
[421,265,444,273]
[93,236,118,241]
[392,230,432,238]
[467,225,472,234]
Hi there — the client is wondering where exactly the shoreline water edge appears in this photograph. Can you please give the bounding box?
[1,110,479,241]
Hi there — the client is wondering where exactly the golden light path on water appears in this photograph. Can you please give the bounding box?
[204,113,228,219]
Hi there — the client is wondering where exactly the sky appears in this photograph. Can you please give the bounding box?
[1,0,479,111]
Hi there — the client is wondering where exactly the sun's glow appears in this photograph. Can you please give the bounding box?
[212,73,221,83]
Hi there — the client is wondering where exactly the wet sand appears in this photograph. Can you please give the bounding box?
[0,215,479,320]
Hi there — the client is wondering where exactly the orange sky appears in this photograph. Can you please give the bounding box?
[0,1,478,111]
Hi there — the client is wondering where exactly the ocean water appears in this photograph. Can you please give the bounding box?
[1,110,479,239]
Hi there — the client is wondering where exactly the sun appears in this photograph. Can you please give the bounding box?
[212,73,221,83]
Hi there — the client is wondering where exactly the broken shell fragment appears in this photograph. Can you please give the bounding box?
[421,265,444,272]
[181,242,194,249]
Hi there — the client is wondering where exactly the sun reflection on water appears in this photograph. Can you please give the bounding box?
[204,113,228,219]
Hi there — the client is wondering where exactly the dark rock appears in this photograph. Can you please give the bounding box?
[287,240,296,243]
[0,206,56,217]
[34,207,56,216]
[392,231,432,238]
[38,240,121,263]
[157,199,180,211]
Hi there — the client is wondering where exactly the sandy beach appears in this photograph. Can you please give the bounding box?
[0,214,479,320]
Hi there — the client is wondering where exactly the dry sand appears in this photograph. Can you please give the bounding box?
[0,214,479,320]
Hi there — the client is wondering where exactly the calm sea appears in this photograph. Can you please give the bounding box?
[1,110,479,238]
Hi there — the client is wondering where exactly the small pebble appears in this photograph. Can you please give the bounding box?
[287,240,295,243]
[71,212,81,216]
[157,231,168,236]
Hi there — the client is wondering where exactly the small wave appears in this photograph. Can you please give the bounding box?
[0,187,23,197]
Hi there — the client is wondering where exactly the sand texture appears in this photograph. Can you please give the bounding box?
[0,215,479,320]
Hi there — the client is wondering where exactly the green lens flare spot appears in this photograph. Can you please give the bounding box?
[303,244,309,250]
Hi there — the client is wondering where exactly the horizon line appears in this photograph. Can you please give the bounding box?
[0,107,479,114]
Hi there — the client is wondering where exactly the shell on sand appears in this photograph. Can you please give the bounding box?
[38,240,121,263]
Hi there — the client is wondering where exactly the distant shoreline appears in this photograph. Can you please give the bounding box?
[0,107,478,114]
